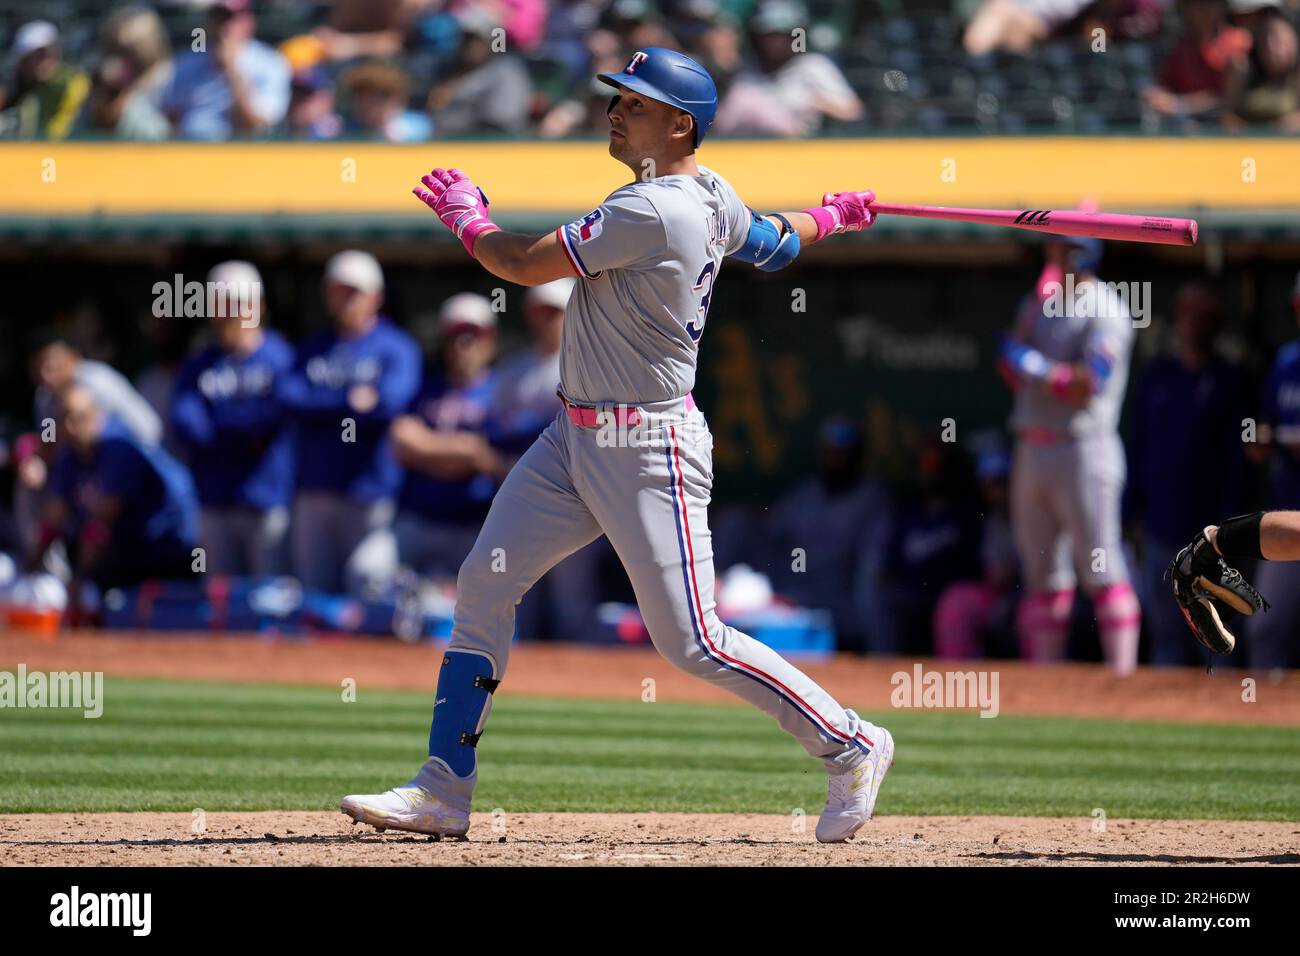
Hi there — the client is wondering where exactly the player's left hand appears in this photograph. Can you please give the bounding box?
[820,190,876,234]
[412,167,501,254]
[1167,528,1268,656]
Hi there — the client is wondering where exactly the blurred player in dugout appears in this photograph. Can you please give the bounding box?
[388,291,506,584]
[170,261,296,576]
[27,383,199,618]
[999,237,1141,675]
[280,250,421,596]
[1247,269,1300,670]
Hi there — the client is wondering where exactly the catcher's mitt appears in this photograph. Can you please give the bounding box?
[1167,528,1268,655]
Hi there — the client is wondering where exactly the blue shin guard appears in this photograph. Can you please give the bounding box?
[427,649,500,778]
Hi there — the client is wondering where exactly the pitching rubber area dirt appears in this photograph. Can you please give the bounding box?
[2,631,1298,866]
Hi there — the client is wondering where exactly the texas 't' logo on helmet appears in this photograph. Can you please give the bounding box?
[625,51,649,73]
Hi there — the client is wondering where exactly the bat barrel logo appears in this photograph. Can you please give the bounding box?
[1014,210,1053,225]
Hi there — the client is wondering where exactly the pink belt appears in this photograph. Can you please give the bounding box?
[558,391,695,428]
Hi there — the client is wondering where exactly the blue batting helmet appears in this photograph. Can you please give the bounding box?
[598,47,718,147]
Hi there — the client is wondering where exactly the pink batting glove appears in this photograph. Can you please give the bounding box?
[412,167,501,257]
[802,190,876,242]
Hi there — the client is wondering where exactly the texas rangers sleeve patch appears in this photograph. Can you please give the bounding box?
[575,209,604,244]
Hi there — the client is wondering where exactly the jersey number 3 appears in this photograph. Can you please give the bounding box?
[688,261,716,342]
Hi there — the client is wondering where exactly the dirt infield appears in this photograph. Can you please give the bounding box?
[4,811,1298,867]
[2,630,1297,725]
[3,630,1298,867]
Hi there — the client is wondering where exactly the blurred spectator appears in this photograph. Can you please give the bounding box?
[1127,283,1249,666]
[30,335,162,447]
[31,383,199,614]
[162,0,291,140]
[76,54,170,140]
[537,0,605,84]
[1246,269,1300,668]
[681,4,745,86]
[538,74,621,138]
[390,293,505,584]
[0,21,90,140]
[427,10,532,135]
[875,441,983,655]
[99,4,174,109]
[766,417,891,653]
[1144,0,1252,123]
[963,0,1090,55]
[453,0,549,51]
[713,2,863,137]
[284,67,343,140]
[171,262,295,576]
[1001,237,1140,674]
[933,447,1020,659]
[1223,4,1300,130]
[312,0,438,62]
[1080,0,1167,42]
[341,61,431,141]
[589,0,681,67]
[280,251,420,596]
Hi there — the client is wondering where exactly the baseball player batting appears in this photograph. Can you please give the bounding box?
[341,47,893,843]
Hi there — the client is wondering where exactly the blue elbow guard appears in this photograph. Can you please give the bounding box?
[1000,337,1050,381]
[427,649,500,777]
[732,211,801,271]
[1086,352,1114,385]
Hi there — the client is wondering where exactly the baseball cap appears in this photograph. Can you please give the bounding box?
[208,259,263,290]
[524,278,574,312]
[751,1,807,33]
[12,21,58,58]
[213,0,253,15]
[324,250,384,294]
[438,292,496,334]
[456,7,500,40]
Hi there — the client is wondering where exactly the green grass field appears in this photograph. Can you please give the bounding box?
[2,676,1297,820]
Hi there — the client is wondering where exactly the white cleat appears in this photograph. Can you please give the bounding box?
[816,727,895,843]
[340,785,470,838]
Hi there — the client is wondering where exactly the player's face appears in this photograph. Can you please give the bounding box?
[32,344,74,390]
[606,89,693,169]
[60,388,103,452]
[213,313,257,352]
[326,281,380,334]
[442,327,495,379]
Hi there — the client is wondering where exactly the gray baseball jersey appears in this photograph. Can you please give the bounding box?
[555,165,751,404]
[1008,283,1133,437]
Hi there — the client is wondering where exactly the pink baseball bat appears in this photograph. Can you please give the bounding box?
[868,201,1198,246]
